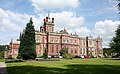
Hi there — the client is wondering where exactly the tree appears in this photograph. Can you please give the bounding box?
[117,0,120,14]
[0,45,6,58]
[109,25,120,57]
[59,48,68,56]
[109,1,120,58]
[103,48,114,58]
[18,18,36,60]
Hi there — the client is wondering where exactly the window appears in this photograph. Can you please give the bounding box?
[63,38,68,43]
[75,40,76,44]
[51,37,54,42]
[70,39,72,44]
[48,26,52,32]
[56,38,58,42]
[36,38,40,42]
[56,45,58,53]
[80,48,82,54]
[15,49,18,52]
[80,40,82,45]
[89,40,92,45]
[63,38,65,43]
[67,39,69,43]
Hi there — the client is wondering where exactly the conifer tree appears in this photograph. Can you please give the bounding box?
[109,0,120,57]
[18,18,36,60]
[109,25,120,57]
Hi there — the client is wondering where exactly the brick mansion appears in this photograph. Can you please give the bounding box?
[4,15,103,58]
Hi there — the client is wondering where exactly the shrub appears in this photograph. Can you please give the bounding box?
[43,53,48,59]
[63,53,75,59]
[68,53,75,59]
[8,55,12,59]
[5,59,25,63]
[59,48,68,56]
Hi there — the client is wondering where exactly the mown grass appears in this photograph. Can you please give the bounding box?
[0,58,5,62]
[7,58,120,74]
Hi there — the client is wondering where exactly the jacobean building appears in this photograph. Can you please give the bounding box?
[4,15,103,58]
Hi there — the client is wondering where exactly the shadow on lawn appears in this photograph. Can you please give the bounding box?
[7,64,120,74]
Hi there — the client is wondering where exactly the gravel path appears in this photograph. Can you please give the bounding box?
[0,62,7,74]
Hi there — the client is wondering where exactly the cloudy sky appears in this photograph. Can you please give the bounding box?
[0,0,120,48]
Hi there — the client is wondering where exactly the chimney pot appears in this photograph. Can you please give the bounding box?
[52,17,54,23]
[46,17,48,22]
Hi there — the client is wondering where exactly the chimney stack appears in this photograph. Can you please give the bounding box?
[44,18,45,22]
[46,17,48,22]
[52,17,54,23]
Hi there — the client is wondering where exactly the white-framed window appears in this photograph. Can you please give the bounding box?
[62,38,68,43]
[36,38,40,42]
[51,44,54,53]
[15,49,18,52]
[48,26,52,32]
[70,39,72,44]
[44,38,46,43]
[75,40,77,44]
[80,48,82,54]
[89,40,92,45]
[56,38,59,43]
[80,40,82,45]
[63,38,65,43]
[51,37,54,43]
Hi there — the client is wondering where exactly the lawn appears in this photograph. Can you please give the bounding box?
[0,58,5,62]
[6,58,120,74]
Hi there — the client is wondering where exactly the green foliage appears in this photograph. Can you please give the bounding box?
[63,53,75,59]
[7,59,120,74]
[109,25,120,57]
[59,48,68,56]
[18,18,36,60]
[8,55,12,59]
[103,48,115,58]
[0,45,6,58]
[5,59,25,63]
[0,45,6,51]
[42,53,48,59]
[0,51,4,58]
[0,59,5,62]
[60,48,74,59]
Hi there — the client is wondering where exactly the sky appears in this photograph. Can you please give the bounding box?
[0,0,120,48]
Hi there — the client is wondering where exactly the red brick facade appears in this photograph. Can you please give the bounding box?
[4,16,103,58]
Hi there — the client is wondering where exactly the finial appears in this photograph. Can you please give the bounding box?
[75,31,76,35]
[30,17,32,20]
[64,27,66,30]
[11,39,13,44]
[48,11,50,19]
[30,17,33,24]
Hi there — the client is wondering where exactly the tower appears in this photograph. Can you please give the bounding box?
[40,13,55,33]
